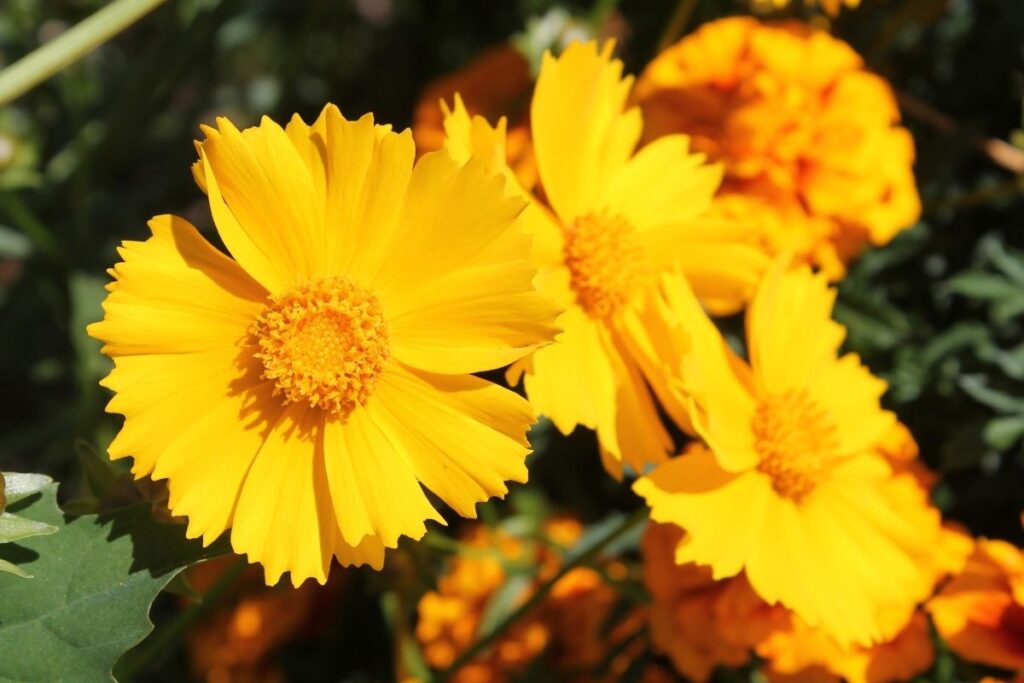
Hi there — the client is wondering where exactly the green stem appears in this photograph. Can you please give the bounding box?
[656,0,698,54]
[0,193,62,263]
[115,556,246,681]
[437,509,647,681]
[0,0,169,106]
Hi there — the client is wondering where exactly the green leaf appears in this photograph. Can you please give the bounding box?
[943,271,1021,301]
[959,375,1024,413]
[0,512,57,543]
[3,472,52,504]
[0,483,230,683]
[0,558,31,579]
[477,573,534,639]
[983,415,1024,450]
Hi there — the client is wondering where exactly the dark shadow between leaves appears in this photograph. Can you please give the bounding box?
[90,505,230,579]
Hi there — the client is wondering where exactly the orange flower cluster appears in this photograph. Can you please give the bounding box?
[633,17,921,277]
[183,557,345,683]
[414,519,640,682]
[643,520,973,683]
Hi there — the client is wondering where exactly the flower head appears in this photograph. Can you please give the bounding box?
[632,261,944,646]
[443,40,768,472]
[634,18,920,278]
[88,105,560,585]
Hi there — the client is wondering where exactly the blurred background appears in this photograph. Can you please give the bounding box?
[1,0,1023,680]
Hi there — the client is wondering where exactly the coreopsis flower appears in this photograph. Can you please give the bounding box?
[634,18,921,278]
[443,39,768,472]
[88,105,560,585]
[927,539,1024,669]
[631,261,944,646]
[413,44,537,191]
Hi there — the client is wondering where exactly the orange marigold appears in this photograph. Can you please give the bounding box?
[634,17,921,278]
[928,538,1024,670]
[183,556,344,683]
[415,519,637,682]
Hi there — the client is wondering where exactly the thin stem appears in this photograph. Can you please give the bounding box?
[656,0,698,54]
[115,556,247,681]
[0,0,169,106]
[437,509,647,681]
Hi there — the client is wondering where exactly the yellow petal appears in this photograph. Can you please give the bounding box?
[370,364,532,518]
[198,116,325,292]
[310,106,415,280]
[531,40,640,222]
[322,394,444,548]
[440,94,527,199]
[642,218,769,316]
[230,404,337,586]
[657,272,759,470]
[371,150,526,293]
[747,260,845,395]
[810,353,895,455]
[634,447,772,578]
[88,214,265,355]
[606,134,722,231]
[387,258,560,374]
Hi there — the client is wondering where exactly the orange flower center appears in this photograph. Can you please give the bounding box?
[751,390,839,501]
[563,211,649,318]
[253,277,390,417]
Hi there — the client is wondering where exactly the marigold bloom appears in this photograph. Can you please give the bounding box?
[416,519,636,681]
[183,556,342,683]
[632,261,943,646]
[928,539,1024,670]
[634,18,921,278]
[642,521,779,680]
[88,105,560,585]
[412,44,537,190]
[759,612,934,683]
[444,40,767,471]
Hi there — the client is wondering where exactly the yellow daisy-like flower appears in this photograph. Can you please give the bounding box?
[88,105,560,586]
[634,18,921,278]
[631,261,943,646]
[442,40,768,472]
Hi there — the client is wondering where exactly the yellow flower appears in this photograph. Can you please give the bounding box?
[634,18,920,278]
[442,40,768,472]
[631,261,943,646]
[88,105,560,585]
[927,538,1024,670]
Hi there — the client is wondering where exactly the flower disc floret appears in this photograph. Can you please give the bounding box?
[563,211,649,319]
[752,390,840,500]
[253,276,390,417]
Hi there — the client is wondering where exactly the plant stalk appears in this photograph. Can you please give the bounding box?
[0,0,169,106]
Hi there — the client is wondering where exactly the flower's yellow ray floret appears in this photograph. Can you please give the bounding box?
[254,277,391,416]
